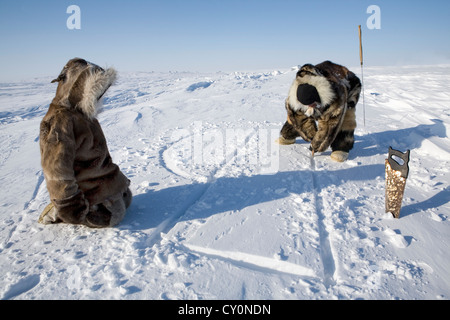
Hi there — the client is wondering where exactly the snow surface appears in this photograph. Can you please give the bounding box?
[0,65,449,300]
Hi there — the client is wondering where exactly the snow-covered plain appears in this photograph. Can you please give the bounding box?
[0,64,449,300]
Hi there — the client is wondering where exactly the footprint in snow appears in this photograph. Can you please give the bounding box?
[1,274,40,300]
[384,228,413,248]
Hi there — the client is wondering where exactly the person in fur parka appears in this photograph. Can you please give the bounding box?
[38,58,132,228]
[277,61,361,162]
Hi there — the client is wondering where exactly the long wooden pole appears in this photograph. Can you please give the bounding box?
[359,25,366,127]
[359,25,363,66]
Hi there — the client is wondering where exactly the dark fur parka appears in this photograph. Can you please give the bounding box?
[280,61,361,156]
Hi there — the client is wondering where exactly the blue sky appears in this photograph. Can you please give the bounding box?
[1,0,449,81]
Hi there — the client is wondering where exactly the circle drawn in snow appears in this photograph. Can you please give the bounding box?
[162,134,217,183]
[161,122,281,182]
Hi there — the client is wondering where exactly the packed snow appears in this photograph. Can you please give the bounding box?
[0,64,449,300]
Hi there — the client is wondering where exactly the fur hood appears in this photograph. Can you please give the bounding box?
[51,58,117,120]
[287,61,353,118]
[288,63,336,113]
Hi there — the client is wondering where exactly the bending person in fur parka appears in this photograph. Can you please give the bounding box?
[39,58,132,228]
[278,61,361,162]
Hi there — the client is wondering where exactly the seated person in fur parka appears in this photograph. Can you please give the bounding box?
[278,61,361,162]
[38,58,132,228]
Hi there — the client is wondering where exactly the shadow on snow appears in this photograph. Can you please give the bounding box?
[354,119,447,158]
[124,164,384,236]
[121,119,447,236]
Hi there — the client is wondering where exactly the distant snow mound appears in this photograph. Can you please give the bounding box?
[186,81,214,92]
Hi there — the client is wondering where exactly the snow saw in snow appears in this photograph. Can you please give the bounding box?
[385,147,410,218]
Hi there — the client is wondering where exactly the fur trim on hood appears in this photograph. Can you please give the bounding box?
[51,58,117,120]
[287,63,336,115]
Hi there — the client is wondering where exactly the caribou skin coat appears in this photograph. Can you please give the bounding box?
[39,58,131,228]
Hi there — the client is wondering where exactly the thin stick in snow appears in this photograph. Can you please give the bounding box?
[359,25,366,128]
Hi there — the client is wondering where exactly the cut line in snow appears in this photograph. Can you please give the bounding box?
[184,244,317,278]
[309,153,336,288]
